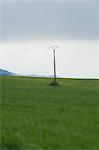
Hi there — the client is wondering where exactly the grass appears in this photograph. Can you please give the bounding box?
[0,76,99,150]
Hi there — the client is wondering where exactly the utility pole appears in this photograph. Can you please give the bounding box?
[53,49,56,83]
[49,45,58,84]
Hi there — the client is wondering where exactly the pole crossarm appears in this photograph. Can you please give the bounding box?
[49,45,58,51]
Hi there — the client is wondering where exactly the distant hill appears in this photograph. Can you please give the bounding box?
[0,69,16,76]
[0,69,59,78]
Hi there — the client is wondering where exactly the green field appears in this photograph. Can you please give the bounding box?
[0,76,99,150]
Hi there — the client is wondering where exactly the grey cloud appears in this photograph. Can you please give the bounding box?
[0,1,98,41]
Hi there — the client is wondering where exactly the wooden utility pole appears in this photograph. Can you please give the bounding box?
[53,49,56,83]
[49,45,58,84]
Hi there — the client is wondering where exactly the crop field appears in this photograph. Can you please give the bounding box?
[0,76,99,150]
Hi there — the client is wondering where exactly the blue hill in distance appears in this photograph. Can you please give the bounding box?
[0,69,16,76]
[0,69,55,78]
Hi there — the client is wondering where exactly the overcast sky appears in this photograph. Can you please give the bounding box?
[0,0,99,78]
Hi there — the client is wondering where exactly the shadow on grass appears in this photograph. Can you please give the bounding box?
[1,135,21,150]
[49,81,61,87]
